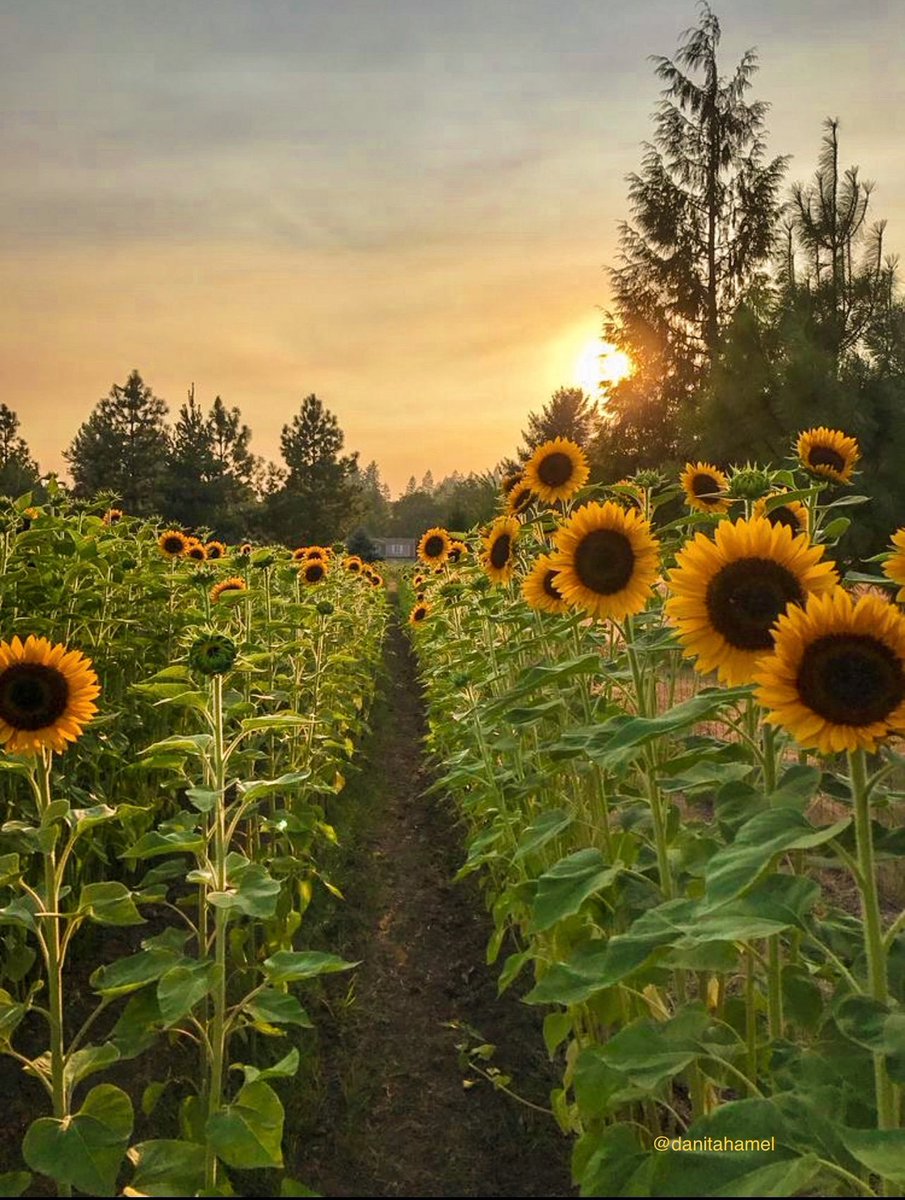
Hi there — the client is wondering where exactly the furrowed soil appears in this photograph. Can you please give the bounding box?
[287,603,573,1198]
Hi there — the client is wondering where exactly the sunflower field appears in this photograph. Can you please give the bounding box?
[406,429,905,1197]
[0,489,388,1196]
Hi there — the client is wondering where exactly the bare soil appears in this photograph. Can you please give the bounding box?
[289,607,573,1198]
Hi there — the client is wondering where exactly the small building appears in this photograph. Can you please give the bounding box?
[372,536,418,561]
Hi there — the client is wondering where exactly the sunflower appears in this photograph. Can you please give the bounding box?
[550,501,660,621]
[665,515,838,686]
[482,516,520,585]
[797,427,860,485]
[523,438,590,504]
[300,560,328,585]
[507,481,536,518]
[369,572,383,587]
[522,554,568,615]
[447,540,467,564]
[501,469,524,496]
[291,547,310,562]
[0,636,100,755]
[188,634,237,677]
[754,590,905,754]
[413,573,426,589]
[185,540,207,562]
[210,577,247,602]
[205,541,227,561]
[681,463,730,515]
[305,546,329,561]
[344,555,364,574]
[753,493,809,537]
[159,530,189,558]
[417,528,451,567]
[882,529,905,602]
[409,602,430,625]
[102,508,124,526]
[237,542,253,556]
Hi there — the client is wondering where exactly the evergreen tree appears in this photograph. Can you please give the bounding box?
[0,404,40,497]
[267,394,361,546]
[355,460,392,534]
[66,370,170,514]
[594,3,787,477]
[519,387,598,460]
[696,119,905,558]
[346,526,380,562]
[164,388,261,538]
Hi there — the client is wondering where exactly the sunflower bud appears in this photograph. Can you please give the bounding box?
[727,465,772,500]
[189,634,237,677]
[316,600,334,616]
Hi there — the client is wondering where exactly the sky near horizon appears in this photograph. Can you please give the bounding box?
[3,0,904,497]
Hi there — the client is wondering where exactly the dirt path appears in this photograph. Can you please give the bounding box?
[294,606,573,1198]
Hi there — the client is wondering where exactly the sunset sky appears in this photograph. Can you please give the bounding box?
[3,0,904,496]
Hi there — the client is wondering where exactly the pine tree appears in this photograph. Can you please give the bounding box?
[519,387,598,460]
[66,370,170,514]
[594,3,787,478]
[267,394,361,546]
[0,405,40,497]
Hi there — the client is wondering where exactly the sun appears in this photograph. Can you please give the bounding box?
[575,339,634,395]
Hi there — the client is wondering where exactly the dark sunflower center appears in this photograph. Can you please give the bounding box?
[448,547,461,562]
[706,557,805,650]
[512,488,533,514]
[489,534,512,569]
[808,445,845,473]
[691,473,721,503]
[424,536,445,558]
[542,570,563,601]
[208,546,222,559]
[502,473,523,495]
[163,535,183,553]
[0,664,69,731]
[574,529,635,595]
[189,547,204,559]
[414,607,426,621]
[537,452,574,488]
[306,564,324,582]
[797,634,905,727]
[764,506,801,534]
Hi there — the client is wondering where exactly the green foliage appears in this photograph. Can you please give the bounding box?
[65,369,171,514]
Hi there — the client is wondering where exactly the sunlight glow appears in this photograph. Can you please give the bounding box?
[575,338,635,396]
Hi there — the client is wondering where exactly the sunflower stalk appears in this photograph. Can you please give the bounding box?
[849,748,898,1141]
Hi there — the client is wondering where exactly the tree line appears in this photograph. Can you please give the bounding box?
[1,380,504,549]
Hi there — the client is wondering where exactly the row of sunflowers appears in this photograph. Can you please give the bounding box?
[0,492,388,1196]
[406,428,905,1197]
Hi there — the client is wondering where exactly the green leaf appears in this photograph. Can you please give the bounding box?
[531,849,620,933]
[513,809,573,861]
[71,804,119,833]
[63,1042,120,1092]
[208,857,281,919]
[0,1172,31,1197]
[139,733,213,757]
[23,1083,133,1196]
[0,854,21,887]
[280,1179,322,1197]
[235,771,311,803]
[240,713,311,732]
[704,808,849,904]
[235,1047,299,1083]
[77,882,144,926]
[157,962,217,1026]
[122,829,205,860]
[262,951,357,985]
[90,947,180,997]
[243,990,313,1030]
[0,987,27,1044]
[838,1128,905,1183]
[126,1139,206,1197]
[205,1080,284,1169]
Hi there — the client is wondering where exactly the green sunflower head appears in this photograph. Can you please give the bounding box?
[189,634,238,677]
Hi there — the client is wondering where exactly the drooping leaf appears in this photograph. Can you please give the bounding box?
[22,1084,133,1196]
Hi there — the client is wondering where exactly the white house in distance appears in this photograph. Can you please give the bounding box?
[372,536,418,561]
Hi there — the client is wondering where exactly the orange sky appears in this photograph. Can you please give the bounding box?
[4,1,904,496]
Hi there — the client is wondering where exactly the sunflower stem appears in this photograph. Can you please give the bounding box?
[36,751,71,1197]
[849,747,897,1140]
[205,673,228,1193]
